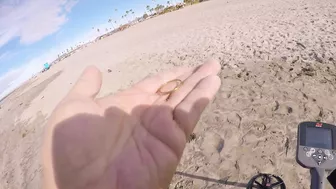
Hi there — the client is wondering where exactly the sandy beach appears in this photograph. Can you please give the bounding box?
[1,0,336,188]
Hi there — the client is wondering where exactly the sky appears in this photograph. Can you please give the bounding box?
[0,0,182,99]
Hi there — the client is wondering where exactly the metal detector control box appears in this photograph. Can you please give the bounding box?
[297,122,336,169]
[297,122,336,189]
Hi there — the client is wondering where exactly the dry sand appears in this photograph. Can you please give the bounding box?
[1,0,336,188]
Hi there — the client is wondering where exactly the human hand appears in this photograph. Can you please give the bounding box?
[42,60,221,189]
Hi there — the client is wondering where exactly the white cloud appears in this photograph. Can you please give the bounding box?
[0,51,10,61]
[0,3,125,100]
[0,68,24,97]
[0,47,65,99]
[0,28,100,100]
[64,0,78,12]
[0,56,46,100]
[0,0,79,47]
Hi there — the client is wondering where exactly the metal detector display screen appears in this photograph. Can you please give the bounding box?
[306,127,333,149]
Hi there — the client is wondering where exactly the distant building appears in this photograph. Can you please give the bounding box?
[43,63,51,72]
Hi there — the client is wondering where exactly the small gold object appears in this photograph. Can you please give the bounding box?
[157,79,183,96]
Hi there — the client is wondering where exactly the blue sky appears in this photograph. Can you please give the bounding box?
[0,0,181,99]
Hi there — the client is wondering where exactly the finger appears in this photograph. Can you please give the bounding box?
[165,59,221,108]
[152,63,208,105]
[68,66,102,98]
[133,66,193,94]
[96,66,195,114]
[153,69,196,105]
[173,75,221,137]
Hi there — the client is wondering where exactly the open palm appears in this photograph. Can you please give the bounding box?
[43,60,221,189]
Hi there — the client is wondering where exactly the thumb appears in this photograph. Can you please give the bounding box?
[68,66,102,98]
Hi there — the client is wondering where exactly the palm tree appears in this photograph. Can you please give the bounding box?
[125,10,130,21]
[143,13,149,19]
[155,4,163,13]
[121,15,124,24]
[129,9,134,20]
[146,5,152,15]
[97,28,100,32]
[167,1,170,6]
[108,19,115,30]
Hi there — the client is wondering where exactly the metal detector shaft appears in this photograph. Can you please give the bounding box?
[310,168,325,189]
